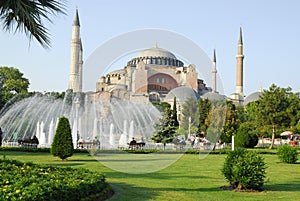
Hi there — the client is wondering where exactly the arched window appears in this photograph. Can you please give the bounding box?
[148,73,178,93]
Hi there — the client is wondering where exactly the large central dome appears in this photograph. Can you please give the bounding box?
[136,47,177,59]
[127,46,184,67]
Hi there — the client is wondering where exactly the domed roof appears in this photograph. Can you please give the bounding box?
[201,92,227,101]
[137,47,177,59]
[164,86,200,102]
[244,91,262,105]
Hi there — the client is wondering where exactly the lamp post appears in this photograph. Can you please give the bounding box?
[188,116,191,139]
[232,132,235,151]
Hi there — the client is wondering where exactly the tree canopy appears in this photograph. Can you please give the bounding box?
[0,66,30,109]
[152,105,177,149]
[0,0,66,48]
[245,84,300,148]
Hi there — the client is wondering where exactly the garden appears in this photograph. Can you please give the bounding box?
[0,147,299,201]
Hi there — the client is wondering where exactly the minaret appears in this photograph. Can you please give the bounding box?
[236,27,244,96]
[212,49,217,93]
[78,40,83,91]
[68,8,83,92]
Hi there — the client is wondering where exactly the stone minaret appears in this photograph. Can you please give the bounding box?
[212,49,217,93]
[68,8,83,92]
[236,27,244,96]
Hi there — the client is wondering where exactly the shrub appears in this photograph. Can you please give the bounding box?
[222,147,266,191]
[51,116,74,160]
[235,122,258,148]
[277,145,298,164]
[0,159,112,201]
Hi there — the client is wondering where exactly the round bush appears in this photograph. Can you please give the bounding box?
[277,145,298,164]
[222,148,266,191]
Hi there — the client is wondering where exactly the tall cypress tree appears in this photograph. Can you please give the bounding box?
[196,98,211,137]
[172,97,179,127]
[51,116,74,160]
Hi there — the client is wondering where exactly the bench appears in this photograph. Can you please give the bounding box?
[128,142,145,150]
[18,138,39,148]
[78,141,100,149]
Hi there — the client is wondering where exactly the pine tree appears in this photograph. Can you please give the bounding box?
[152,106,177,150]
[51,116,74,160]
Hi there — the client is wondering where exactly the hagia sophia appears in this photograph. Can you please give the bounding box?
[68,9,259,114]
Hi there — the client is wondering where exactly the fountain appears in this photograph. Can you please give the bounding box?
[109,123,115,147]
[128,120,134,142]
[0,92,161,149]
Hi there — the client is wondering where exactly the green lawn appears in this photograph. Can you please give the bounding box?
[1,151,299,201]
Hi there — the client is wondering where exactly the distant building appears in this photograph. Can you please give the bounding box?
[68,9,254,107]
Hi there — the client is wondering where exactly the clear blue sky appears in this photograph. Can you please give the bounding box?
[0,0,299,96]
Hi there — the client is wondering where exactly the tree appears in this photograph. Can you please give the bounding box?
[235,122,258,148]
[171,97,179,127]
[196,98,211,137]
[0,66,30,109]
[152,106,177,150]
[220,101,241,143]
[206,100,227,144]
[51,116,74,160]
[152,102,171,113]
[0,127,2,146]
[0,0,66,48]
[286,92,300,129]
[257,84,292,149]
[180,98,199,136]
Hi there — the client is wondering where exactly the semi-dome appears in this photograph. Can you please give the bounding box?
[164,86,200,102]
[127,46,184,67]
[137,47,177,59]
[244,91,262,105]
[201,92,227,101]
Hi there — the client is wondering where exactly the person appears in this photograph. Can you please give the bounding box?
[93,137,101,149]
[30,135,39,148]
[78,137,84,149]
[190,135,195,148]
[31,135,39,145]
[179,137,186,150]
[138,137,144,143]
[129,137,137,150]
[130,137,136,144]
[138,137,145,149]
[194,137,199,149]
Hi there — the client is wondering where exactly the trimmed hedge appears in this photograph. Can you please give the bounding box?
[51,116,74,160]
[0,159,113,201]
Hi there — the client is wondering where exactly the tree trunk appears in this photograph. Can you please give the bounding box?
[163,143,166,150]
[269,124,275,149]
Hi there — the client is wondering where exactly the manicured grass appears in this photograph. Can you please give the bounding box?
[1,150,299,201]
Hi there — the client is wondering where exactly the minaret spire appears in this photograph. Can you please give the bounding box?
[238,26,243,45]
[235,26,244,101]
[73,7,80,26]
[68,8,83,92]
[212,49,217,93]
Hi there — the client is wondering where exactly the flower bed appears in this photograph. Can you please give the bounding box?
[0,146,89,153]
[0,159,113,201]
